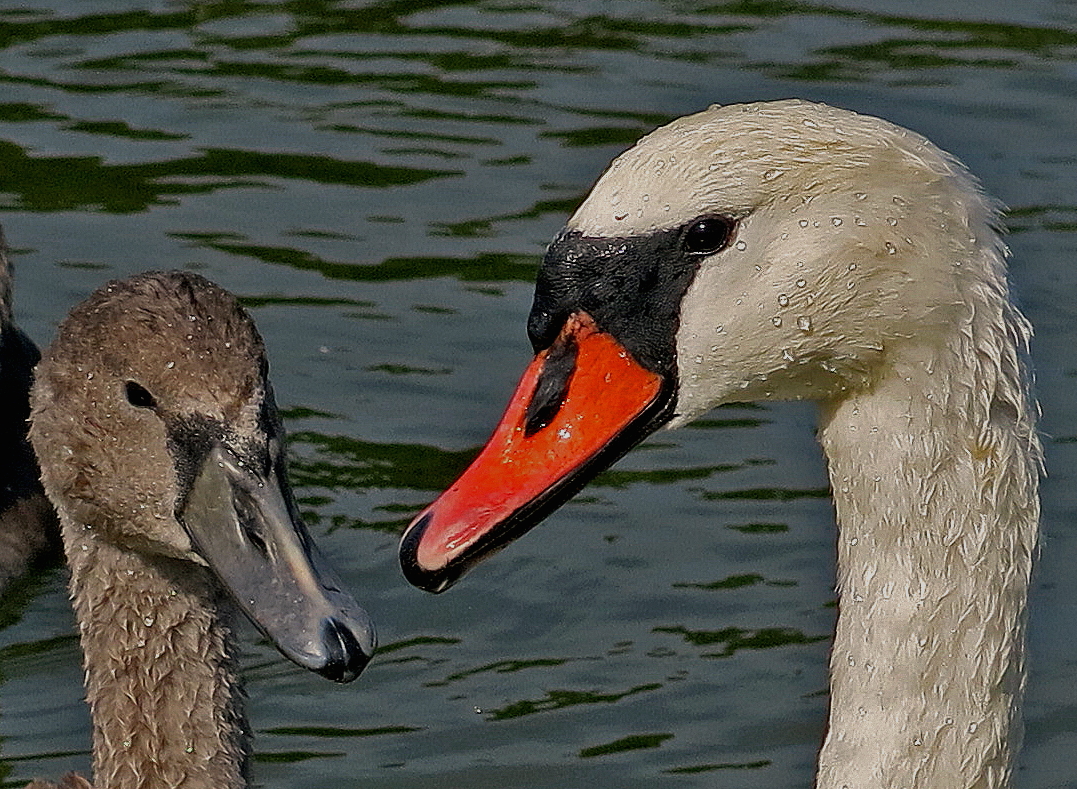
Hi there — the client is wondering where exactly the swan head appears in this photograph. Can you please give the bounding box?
[31,271,376,681]
[400,99,1003,592]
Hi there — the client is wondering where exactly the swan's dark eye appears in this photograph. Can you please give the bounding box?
[125,381,158,409]
[682,215,736,255]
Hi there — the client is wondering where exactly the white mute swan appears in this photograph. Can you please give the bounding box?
[0,225,57,591]
[26,271,376,789]
[399,100,1041,789]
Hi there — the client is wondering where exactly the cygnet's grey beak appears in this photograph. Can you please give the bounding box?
[180,443,375,682]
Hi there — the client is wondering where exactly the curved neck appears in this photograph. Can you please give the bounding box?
[815,329,1039,789]
[64,522,249,789]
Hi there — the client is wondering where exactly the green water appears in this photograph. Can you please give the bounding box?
[1,2,1076,787]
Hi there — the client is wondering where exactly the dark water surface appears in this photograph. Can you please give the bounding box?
[1,2,1076,787]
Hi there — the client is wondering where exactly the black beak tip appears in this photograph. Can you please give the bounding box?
[316,616,376,683]
[399,513,461,594]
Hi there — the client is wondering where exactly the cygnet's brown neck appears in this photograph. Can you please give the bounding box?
[64,522,249,789]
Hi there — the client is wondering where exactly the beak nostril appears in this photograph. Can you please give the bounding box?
[524,332,579,437]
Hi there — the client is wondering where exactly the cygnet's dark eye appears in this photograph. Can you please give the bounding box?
[125,381,158,410]
[682,215,736,255]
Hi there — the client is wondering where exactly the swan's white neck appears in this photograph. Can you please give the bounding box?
[815,318,1038,788]
[65,523,248,789]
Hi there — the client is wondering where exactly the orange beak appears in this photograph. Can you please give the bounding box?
[400,311,674,592]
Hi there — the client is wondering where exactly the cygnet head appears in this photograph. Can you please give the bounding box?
[31,270,376,681]
[400,99,1008,592]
